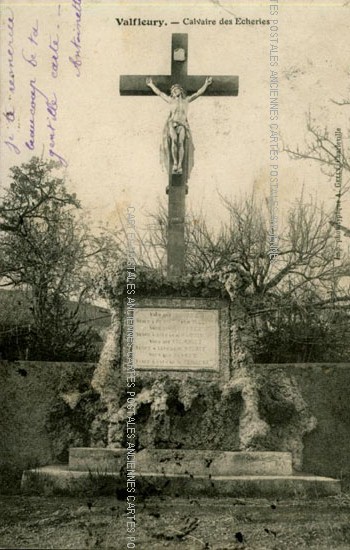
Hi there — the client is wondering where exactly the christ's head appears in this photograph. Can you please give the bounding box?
[170,84,186,98]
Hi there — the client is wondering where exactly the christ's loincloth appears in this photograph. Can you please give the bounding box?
[160,116,195,183]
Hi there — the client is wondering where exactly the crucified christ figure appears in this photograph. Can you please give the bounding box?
[146,77,213,177]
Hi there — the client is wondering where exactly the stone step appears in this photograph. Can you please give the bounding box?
[21,465,341,498]
[136,449,293,476]
[68,448,293,476]
[69,447,126,472]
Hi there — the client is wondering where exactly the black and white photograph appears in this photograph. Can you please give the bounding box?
[0,0,350,548]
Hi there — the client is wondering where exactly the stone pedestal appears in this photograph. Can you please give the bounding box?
[21,447,341,497]
[92,294,318,471]
[21,285,342,498]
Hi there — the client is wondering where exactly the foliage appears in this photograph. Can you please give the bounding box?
[254,296,350,363]
[0,157,102,361]
[96,261,227,306]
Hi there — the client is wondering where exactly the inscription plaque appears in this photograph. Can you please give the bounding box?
[134,308,219,370]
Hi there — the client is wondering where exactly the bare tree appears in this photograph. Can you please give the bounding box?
[100,191,350,302]
[97,190,350,360]
[284,112,349,180]
[283,109,350,243]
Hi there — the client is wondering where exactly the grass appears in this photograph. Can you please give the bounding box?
[0,494,349,549]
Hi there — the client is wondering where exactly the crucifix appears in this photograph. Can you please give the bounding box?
[120,34,238,278]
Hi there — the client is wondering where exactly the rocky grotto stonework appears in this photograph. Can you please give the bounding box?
[91,269,317,470]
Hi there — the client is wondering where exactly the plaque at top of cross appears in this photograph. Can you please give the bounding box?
[120,34,239,278]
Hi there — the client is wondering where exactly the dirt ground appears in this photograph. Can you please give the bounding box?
[0,494,350,550]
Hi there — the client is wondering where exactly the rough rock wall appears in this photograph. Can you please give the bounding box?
[91,283,316,469]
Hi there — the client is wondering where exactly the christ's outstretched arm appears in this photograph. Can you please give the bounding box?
[188,77,213,103]
[146,77,170,102]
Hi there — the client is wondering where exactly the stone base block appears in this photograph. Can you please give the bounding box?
[68,448,293,476]
[21,465,341,498]
[136,449,293,476]
[21,448,341,498]
[146,473,341,498]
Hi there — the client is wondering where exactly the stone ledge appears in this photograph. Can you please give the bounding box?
[68,448,293,476]
[136,449,293,476]
[21,465,341,498]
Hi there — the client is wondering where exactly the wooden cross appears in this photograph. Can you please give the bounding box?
[120,34,239,279]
